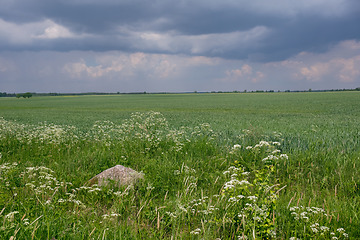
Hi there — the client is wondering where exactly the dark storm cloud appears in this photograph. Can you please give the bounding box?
[0,0,360,61]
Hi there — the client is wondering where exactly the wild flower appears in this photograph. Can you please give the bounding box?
[88,187,101,193]
[254,141,270,148]
[237,235,248,239]
[166,211,177,218]
[320,226,330,232]
[221,162,280,239]
[146,183,155,191]
[228,197,238,202]
[290,205,349,239]
[247,196,257,202]
[102,212,120,220]
[190,228,201,235]
[262,155,278,162]
[5,211,19,221]
[232,144,241,150]
[311,223,319,233]
[23,218,30,226]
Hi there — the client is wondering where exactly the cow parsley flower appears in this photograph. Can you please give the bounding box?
[190,228,201,235]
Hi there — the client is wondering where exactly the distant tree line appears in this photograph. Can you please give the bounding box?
[0,92,16,97]
[1,87,360,98]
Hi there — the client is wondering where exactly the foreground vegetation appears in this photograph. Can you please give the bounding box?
[0,92,360,239]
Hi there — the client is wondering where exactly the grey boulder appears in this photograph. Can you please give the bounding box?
[88,165,144,187]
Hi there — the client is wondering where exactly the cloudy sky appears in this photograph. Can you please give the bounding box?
[1,0,360,93]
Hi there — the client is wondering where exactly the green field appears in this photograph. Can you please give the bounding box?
[1,92,360,239]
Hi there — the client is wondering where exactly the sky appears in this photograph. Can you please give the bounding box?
[0,0,360,93]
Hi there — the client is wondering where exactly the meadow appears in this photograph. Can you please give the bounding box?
[0,92,359,239]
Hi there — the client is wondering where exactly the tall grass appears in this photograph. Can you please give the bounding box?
[1,109,358,239]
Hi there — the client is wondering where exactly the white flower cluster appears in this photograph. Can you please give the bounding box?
[237,235,248,239]
[190,228,201,235]
[0,162,18,187]
[102,212,121,220]
[232,139,288,164]
[229,144,241,153]
[289,206,326,221]
[223,166,251,191]
[87,112,215,152]
[244,140,282,151]
[189,196,218,216]
[289,205,349,239]
[23,166,73,196]
[0,112,219,156]
[0,118,80,144]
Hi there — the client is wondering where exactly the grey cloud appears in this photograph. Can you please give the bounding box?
[0,0,359,61]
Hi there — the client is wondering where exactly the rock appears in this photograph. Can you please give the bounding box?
[87,165,144,187]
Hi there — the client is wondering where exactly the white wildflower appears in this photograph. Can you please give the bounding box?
[23,218,30,226]
[300,211,308,218]
[311,223,319,233]
[247,196,258,202]
[231,173,238,178]
[233,144,241,150]
[113,191,122,196]
[146,183,155,191]
[166,212,177,218]
[228,197,238,202]
[238,235,248,240]
[5,211,19,221]
[190,228,201,235]
[320,226,329,232]
[88,187,101,193]
[239,180,250,185]
[72,199,83,205]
